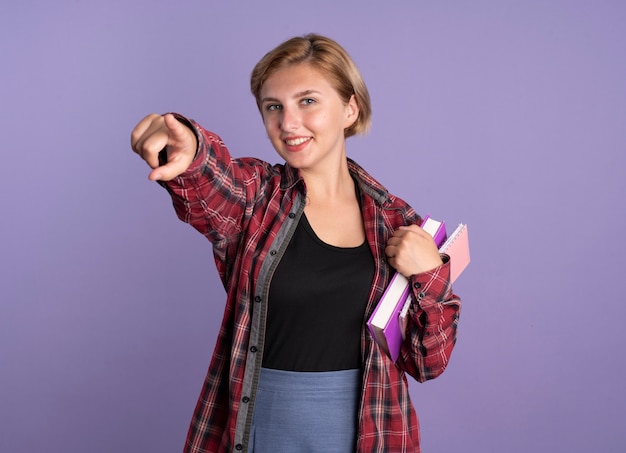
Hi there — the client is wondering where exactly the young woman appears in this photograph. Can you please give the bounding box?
[131,34,461,453]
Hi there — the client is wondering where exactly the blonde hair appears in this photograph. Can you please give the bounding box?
[250,34,372,137]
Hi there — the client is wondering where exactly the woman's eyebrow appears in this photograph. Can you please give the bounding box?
[261,89,322,104]
[292,89,321,98]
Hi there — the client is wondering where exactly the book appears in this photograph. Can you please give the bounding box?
[367,272,412,362]
[420,215,447,248]
[367,218,470,361]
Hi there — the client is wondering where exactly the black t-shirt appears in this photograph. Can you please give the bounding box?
[262,214,375,371]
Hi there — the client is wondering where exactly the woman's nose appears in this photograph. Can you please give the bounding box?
[280,106,301,131]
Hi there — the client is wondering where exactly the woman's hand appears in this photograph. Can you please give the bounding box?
[385,224,443,278]
[131,113,198,181]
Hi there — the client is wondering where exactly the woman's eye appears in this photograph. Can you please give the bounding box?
[266,104,282,111]
[301,98,315,106]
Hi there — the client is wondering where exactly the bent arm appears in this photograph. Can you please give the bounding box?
[397,257,461,382]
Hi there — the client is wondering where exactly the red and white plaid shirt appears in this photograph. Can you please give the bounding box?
[161,117,461,453]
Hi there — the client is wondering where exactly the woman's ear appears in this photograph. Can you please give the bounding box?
[344,94,360,129]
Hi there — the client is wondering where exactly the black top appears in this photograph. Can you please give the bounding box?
[263,214,375,371]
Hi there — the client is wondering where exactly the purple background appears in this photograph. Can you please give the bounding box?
[2,1,625,452]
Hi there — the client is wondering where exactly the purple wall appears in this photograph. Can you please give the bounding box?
[2,1,625,452]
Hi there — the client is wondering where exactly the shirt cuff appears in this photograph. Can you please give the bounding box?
[409,257,451,308]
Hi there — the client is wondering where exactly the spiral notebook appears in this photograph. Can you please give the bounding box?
[439,223,470,284]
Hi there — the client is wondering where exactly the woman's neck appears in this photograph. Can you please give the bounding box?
[299,158,354,205]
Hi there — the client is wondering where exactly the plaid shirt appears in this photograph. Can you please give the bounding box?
[161,117,461,453]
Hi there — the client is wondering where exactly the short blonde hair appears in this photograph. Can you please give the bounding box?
[250,34,372,137]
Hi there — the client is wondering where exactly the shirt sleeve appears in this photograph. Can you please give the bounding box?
[157,116,280,288]
[396,256,462,382]
[158,115,272,246]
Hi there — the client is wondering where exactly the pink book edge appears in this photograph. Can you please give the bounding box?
[440,224,470,284]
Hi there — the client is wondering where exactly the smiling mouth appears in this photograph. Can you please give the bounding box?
[284,137,311,146]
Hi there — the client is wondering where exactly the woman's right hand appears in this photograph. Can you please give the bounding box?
[131,113,198,181]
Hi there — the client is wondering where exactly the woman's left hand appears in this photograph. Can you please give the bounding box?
[385,225,443,278]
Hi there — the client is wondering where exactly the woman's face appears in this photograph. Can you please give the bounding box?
[259,63,358,173]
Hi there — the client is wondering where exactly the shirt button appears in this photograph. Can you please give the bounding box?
[288,212,296,218]
[235,444,243,451]
[270,250,277,256]
[250,346,258,353]
[242,396,250,403]
[413,282,422,289]
[254,296,261,303]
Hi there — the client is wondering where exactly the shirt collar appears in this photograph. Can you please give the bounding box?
[347,158,392,206]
